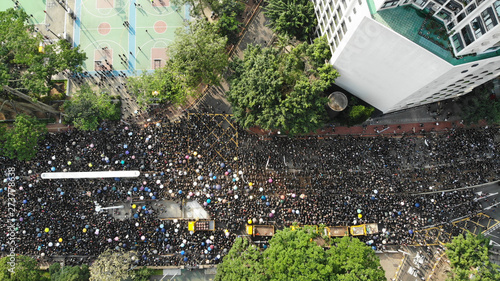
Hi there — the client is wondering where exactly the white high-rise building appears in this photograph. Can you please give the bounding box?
[313,0,500,113]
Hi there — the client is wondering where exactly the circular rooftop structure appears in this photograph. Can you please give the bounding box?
[327,92,348,112]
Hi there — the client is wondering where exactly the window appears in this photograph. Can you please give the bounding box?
[381,0,399,8]
[470,17,485,39]
[466,3,476,15]
[495,0,500,19]
[341,21,347,34]
[452,34,464,52]
[481,8,498,31]
[460,26,475,45]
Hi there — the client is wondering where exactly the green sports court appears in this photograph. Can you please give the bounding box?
[2,0,189,75]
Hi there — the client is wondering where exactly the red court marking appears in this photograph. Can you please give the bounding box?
[94,49,113,71]
[98,22,111,35]
[154,21,167,33]
[97,0,114,9]
[151,48,167,69]
[151,0,170,7]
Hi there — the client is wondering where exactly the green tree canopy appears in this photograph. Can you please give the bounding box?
[215,237,265,281]
[215,227,386,281]
[459,88,500,125]
[228,40,339,135]
[0,255,47,281]
[127,65,189,109]
[0,114,47,161]
[445,232,500,280]
[63,85,121,131]
[168,20,229,89]
[132,266,154,281]
[171,0,208,18]
[89,249,137,281]
[49,263,90,281]
[0,8,86,100]
[216,12,241,45]
[264,0,318,41]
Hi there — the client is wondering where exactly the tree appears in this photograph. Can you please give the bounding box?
[263,227,332,280]
[0,255,47,281]
[348,105,375,125]
[445,232,500,280]
[132,267,154,281]
[327,237,386,280]
[168,20,229,89]
[0,8,86,100]
[171,0,208,19]
[49,263,90,281]
[63,85,121,131]
[215,227,386,281]
[89,249,136,281]
[215,238,265,281]
[127,65,189,109]
[0,114,47,161]
[208,0,245,17]
[459,88,500,125]
[216,12,241,45]
[264,0,318,41]
[228,42,339,135]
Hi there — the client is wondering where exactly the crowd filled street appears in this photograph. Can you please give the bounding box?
[1,113,498,268]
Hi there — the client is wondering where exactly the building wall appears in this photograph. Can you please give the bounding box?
[314,0,373,62]
[333,17,452,112]
[392,57,500,110]
[315,0,500,113]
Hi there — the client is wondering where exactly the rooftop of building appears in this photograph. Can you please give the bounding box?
[372,5,500,66]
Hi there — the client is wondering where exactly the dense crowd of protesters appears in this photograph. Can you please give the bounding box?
[0,113,498,268]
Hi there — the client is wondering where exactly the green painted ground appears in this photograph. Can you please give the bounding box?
[77,0,188,73]
[0,0,46,24]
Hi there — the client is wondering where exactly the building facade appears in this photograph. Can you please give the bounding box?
[313,0,500,113]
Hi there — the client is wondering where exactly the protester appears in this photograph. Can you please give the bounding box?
[0,112,497,267]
